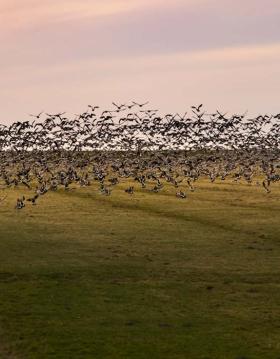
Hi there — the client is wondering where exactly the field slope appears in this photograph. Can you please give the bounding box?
[0,180,279,359]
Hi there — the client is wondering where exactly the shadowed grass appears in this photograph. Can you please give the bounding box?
[0,180,279,358]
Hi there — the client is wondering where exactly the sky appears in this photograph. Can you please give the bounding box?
[1,0,280,123]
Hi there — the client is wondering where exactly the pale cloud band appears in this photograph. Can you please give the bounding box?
[1,0,169,29]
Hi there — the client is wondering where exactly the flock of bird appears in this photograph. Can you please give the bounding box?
[0,102,279,209]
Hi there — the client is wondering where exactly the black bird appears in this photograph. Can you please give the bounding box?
[132,101,149,108]
[29,111,44,119]
[27,193,40,205]
[0,101,277,210]
[112,102,126,111]
[191,104,203,112]
[15,196,25,209]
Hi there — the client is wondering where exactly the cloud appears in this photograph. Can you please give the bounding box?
[1,0,279,69]
[1,0,168,30]
[1,1,279,122]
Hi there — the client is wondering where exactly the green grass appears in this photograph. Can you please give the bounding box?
[0,180,279,359]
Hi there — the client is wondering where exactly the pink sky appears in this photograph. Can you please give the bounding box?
[1,0,280,123]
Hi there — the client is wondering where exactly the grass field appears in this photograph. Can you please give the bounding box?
[0,180,279,359]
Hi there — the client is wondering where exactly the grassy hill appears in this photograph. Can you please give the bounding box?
[0,180,279,358]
